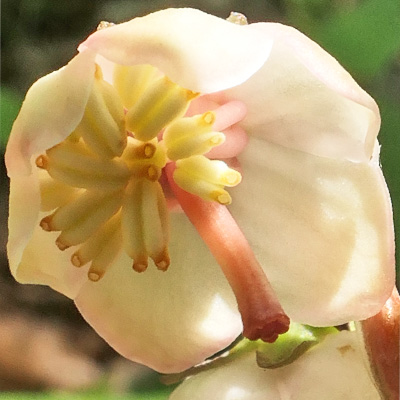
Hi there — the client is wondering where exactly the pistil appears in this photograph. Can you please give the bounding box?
[167,164,290,342]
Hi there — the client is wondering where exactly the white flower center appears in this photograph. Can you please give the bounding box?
[35,63,243,281]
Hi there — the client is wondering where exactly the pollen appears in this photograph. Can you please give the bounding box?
[36,62,245,281]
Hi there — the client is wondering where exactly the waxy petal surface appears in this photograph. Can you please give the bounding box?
[6,50,96,176]
[75,213,241,373]
[226,23,380,162]
[229,138,394,326]
[170,331,381,400]
[79,8,273,94]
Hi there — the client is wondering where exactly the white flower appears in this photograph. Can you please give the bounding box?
[5,8,394,372]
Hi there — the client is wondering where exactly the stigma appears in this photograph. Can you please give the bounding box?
[36,63,244,281]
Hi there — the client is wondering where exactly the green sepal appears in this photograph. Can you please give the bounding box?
[256,323,337,369]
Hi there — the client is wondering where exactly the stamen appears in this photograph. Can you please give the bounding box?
[88,271,103,282]
[113,64,159,109]
[85,223,122,281]
[163,112,226,160]
[122,179,169,271]
[39,216,53,231]
[133,260,148,273]
[126,76,199,142]
[173,156,241,204]
[55,237,70,251]
[35,155,48,169]
[71,212,121,269]
[75,65,127,158]
[167,164,290,343]
[44,189,122,248]
[45,140,130,191]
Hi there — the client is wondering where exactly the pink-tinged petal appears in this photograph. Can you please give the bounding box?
[171,331,381,400]
[79,8,273,94]
[74,213,241,373]
[5,50,96,176]
[229,138,394,326]
[226,23,380,162]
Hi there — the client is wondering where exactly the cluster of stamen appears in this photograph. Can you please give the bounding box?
[35,63,242,281]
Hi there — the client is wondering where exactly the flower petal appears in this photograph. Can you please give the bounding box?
[7,166,88,297]
[170,331,380,400]
[6,51,96,295]
[229,138,394,326]
[226,23,380,162]
[5,50,96,176]
[74,212,241,373]
[79,8,272,94]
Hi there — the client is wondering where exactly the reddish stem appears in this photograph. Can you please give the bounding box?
[166,163,290,342]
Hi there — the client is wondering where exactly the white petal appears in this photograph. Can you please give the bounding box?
[229,138,394,326]
[79,8,272,94]
[74,212,242,373]
[6,51,96,295]
[226,23,380,162]
[5,50,96,176]
[7,168,88,297]
[170,331,380,400]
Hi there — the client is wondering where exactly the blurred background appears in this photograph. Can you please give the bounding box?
[1,0,399,398]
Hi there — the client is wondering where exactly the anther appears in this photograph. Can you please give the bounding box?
[144,143,156,158]
[126,76,199,142]
[156,260,169,271]
[216,192,232,205]
[35,155,48,169]
[133,262,148,273]
[71,254,84,267]
[39,216,53,231]
[164,112,225,160]
[154,248,170,271]
[88,271,103,282]
[147,165,161,181]
[55,237,70,251]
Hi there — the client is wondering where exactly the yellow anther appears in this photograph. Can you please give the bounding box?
[215,192,232,205]
[70,212,122,280]
[74,64,127,158]
[173,155,241,204]
[144,143,156,158]
[202,112,215,125]
[45,140,130,191]
[122,179,169,271]
[126,76,199,142]
[163,112,225,160]
[113,64,159,109]
[45,189,122,250]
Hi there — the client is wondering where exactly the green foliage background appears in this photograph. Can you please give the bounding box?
[1,0,399,398]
